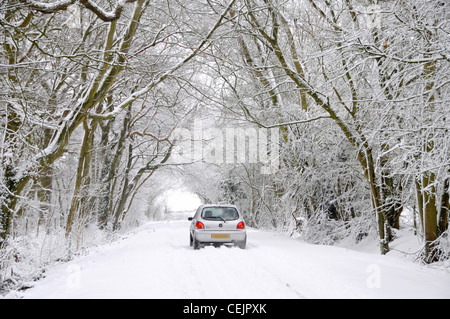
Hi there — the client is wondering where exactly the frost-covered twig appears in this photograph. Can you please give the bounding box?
[19,0,76,12]
[20,0,137,22]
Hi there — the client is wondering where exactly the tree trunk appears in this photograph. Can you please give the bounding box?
[0,172,30,246]
[365,149,389,255]
[1,108,28,244]
[98,100,130,229]
[112,142,133,231]
[381,171,403,239]
[97,117,114,229]
[439,177,449,236]
[65,120,96,238]
[416,173,439,263]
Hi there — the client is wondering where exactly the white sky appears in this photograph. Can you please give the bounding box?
[164,189,202,212]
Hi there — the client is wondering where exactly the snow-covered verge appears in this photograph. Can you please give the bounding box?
[2,213,449,299]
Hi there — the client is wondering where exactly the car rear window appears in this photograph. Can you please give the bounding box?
[201,207,239,221]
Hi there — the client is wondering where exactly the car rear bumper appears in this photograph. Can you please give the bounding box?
[194,229,246,243]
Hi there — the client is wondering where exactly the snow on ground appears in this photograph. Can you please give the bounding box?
[9,212,450,299]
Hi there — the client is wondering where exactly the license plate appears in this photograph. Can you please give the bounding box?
[211,234,230,239]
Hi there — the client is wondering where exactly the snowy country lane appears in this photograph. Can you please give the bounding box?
[22,218,450,299]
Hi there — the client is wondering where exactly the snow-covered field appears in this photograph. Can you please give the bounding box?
[9,213,450,299]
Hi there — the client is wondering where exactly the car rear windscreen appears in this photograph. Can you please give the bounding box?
[201,207,239,221]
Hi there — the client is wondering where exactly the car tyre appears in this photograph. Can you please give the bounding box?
[237,237,247,249]
[193,238,201,250]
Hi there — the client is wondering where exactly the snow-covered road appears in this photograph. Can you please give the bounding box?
[21,217,450,299]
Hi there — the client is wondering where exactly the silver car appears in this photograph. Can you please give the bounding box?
[188,204,247,249]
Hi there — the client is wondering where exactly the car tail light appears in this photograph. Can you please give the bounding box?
[196,221,205,229]
[237,221,245,229]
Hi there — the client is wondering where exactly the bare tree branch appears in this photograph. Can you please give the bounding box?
[19,0,138,21]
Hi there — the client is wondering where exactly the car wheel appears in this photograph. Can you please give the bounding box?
[237,237,246,249]
[193,238,201,250]
[190,234,193,246]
